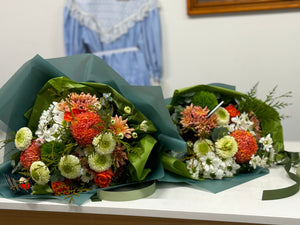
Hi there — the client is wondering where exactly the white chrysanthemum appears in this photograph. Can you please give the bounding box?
[259,134,273,151]
[214,107,230,126]
[92,132,116,154]
[80,168,94,183]
[58,155,81,179]
[15,127,32,151]
[30,161,50,185]
[35,102,66,142]
[193,139,214,157]
[88,153,112,173]
[186,158,202,179]
[215,136,238,159]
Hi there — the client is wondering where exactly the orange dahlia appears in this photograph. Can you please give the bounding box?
[20,141,41,169]
[230,130,258,163]
[70,111,103,147]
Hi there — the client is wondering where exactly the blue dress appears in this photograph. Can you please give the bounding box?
[64,0,162,86]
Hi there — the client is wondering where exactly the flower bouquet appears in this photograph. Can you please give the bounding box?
[160,83,290,192]
[0,54,183,204]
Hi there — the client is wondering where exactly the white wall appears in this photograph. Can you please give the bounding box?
[0,0,299,141]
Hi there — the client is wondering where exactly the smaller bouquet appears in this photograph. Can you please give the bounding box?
[7,77,157,202]
[162,83,290,184]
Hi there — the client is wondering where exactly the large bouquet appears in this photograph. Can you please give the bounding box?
[161,84,290,190]
[10,77,157,199]
[0,54,183,204]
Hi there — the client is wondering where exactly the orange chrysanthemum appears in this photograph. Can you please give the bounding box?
[64,108,83,122]
[109,115,134,138]
[20,141,41,169]
[225,105,240,119]
[180,104,217,137]
[51,180,71,196]
[180,104,194,127]
[58,92,99,112]
[230,130,258,163]
[70,111,103,147]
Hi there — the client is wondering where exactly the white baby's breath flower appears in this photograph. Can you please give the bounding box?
[35,102,66,142]
[230,112,254,132]
[249,155,261,169]
[186,158,202,179]
[259,134,273,152]
[81,168,94,183]
[139,120,148,132]
[93,102,101,110]
[15,127,32,151]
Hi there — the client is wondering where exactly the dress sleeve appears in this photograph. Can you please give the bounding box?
[63,7,85,56]
[142,8,162,82]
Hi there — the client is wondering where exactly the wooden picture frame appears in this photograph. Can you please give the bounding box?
[187,0,300,15]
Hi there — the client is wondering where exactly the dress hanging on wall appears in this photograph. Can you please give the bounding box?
[64,0,162,86]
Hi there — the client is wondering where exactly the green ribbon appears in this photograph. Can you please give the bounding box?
[262,152,300,200]
[96,181,156,201]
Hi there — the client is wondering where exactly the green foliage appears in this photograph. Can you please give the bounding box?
[31,183,53,195]
[191,91,218,111]
[41,141,76,172]
[239,82,292,120]
[211,127,228,141]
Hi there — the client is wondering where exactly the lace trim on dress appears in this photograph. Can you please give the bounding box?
[66,0,159,44]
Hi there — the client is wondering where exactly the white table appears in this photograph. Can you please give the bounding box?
[0,141,299,225]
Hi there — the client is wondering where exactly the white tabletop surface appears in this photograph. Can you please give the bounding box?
[0,141,300,225]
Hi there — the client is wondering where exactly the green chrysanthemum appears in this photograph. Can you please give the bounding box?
[92,132,116,154]
[191,91,218,111]
[215,136,238,159]
[30,161,50,185]
[193,139,214,157]
[88,153,112,173]
[214,107,230,126]
[58,155,81,179]
[15,127,32,151]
